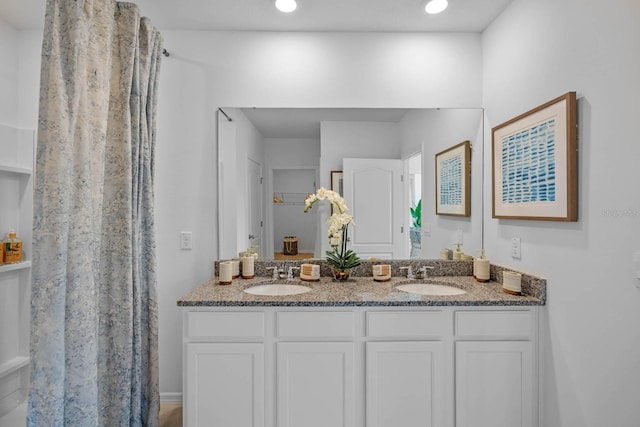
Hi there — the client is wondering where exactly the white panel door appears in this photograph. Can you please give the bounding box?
[366,341,445,427]
[277,342,355,427]
[455,341,534,427]
[185,343,264,427]
[342,158,403,259]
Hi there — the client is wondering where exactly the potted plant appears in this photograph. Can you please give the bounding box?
[409,199,421,258]
[304,188,361,280]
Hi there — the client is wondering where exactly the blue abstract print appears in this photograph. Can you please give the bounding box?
[440,154,463,206]
[501,119,556,204]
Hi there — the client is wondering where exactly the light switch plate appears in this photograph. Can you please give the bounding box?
[180,231,193,250]
[511,237,521,259]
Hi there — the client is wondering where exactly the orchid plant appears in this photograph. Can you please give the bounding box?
[304,187,361,270]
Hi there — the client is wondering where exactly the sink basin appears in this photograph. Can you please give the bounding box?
[395,283,466,296]
[243,283,312,296]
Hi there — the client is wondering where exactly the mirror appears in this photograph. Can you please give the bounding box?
[218,107,484,261]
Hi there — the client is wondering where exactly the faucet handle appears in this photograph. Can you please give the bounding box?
[400,266,414,279]
[287,266,300,280]
[417,266,435,277]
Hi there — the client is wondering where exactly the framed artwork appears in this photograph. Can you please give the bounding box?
[435,140,471,217]
[492,92,577,221]
[330,171,343,195]
[330,170,343,214]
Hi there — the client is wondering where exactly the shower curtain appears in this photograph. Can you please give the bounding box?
[28,0,162,425]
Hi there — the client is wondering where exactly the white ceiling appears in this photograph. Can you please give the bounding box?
[239,108,411,139]
[1,0,512,32]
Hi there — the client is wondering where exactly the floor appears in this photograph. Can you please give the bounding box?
[0,402,183,426]
[273,251,314,260]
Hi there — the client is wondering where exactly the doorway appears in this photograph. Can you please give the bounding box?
[406,152,422,259]
[271,168,317,259]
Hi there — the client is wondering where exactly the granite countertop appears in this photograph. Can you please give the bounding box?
[177,275,544,307]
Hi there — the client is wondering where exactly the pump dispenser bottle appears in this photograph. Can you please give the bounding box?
[453,243,463,260]
[475,249,490,282]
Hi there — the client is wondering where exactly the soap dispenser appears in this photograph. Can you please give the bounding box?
[453,243,463,260]
[475,249,490,282]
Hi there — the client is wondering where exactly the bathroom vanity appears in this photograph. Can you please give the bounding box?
[178,261,545,427]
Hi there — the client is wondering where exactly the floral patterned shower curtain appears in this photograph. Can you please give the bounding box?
[28,0,162,425]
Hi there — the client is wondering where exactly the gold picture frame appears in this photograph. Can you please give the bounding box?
[435,140,471,217]
[492,92,577,221]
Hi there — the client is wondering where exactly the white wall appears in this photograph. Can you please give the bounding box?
[15,30,483,395]
[400,109,484,258]
[483,0,640,425]
[0,18,19,124]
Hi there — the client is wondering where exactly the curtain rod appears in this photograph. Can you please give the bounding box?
[218,108,233,122]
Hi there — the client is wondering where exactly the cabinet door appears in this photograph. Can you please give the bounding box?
[366,341,444,427]
[277,342,355,427]
[185,343,264,427]
[455,341,533,427]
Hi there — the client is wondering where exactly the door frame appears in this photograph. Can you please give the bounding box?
[246,155,264,258]
[403,150,423,259]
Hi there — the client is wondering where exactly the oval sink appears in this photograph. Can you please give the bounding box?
[395,283,466,296]
[243,283,312,296]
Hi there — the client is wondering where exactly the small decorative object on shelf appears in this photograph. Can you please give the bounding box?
[3,230,22,264]
[304,187,361,281]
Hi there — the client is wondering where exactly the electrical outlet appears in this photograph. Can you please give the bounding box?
[180,231,193,250]
[423,223,431,237]
[457,229,463,245]
[511,237,521,259]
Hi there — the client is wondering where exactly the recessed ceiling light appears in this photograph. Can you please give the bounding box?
[425,0,448,14]
[275,0,297,13]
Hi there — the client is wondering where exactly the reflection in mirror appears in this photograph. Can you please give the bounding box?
[217,108,483,261]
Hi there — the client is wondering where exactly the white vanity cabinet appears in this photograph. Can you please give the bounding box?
[275,311,356,427]
[454,310,537,427]
[365,311,448,427]
[182,306,538,427]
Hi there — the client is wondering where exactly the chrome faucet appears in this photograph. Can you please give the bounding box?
[416,266,435,279]
[266,266,280,279]
[287,266,300,280]
[400,266,414,280]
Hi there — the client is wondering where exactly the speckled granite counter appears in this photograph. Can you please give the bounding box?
[178,260,546,306]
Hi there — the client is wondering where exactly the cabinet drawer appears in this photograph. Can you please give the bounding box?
[366,311,449,338]
[277,311,354,338]
[186,311,265,339]
[455,310,533,339]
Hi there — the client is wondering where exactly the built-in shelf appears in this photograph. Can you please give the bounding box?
[0,165,32,175]
[273,192,307,206]
[0,357,30,380]
[0,261,31,274]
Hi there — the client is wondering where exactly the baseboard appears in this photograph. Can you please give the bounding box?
[160,392,183,404]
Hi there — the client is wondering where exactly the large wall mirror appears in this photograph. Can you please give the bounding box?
[218,107,484,261]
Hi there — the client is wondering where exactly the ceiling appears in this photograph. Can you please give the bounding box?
[1,0,512,32]
[239,108,411,139]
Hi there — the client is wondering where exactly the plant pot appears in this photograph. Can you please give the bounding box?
[331,268,351,281]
